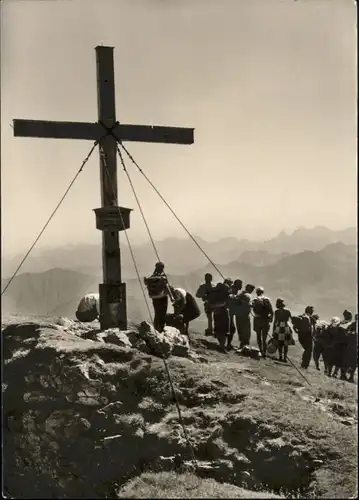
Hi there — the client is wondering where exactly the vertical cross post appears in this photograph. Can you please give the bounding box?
[96,46,127,330]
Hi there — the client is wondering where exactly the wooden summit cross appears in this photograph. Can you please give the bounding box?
[13,46,194,330]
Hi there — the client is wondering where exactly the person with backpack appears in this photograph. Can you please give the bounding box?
[252,286,274,358]
[144,262,173,333]
[331,310,353,379]
[323,316,341,377]
[196,273,215,336]
[292,306,316,369]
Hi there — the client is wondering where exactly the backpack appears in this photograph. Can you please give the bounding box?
[292,314,311,333]
[234,292,251,317]
[207,284,229,307]
[146,276,167,299]
[252,297,272,318]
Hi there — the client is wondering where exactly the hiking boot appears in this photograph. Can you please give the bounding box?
[283,358,288,363]
[226,343,234,351]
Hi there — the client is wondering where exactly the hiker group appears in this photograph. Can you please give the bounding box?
[75,261,357,384]
[195,273,291,358]
[144,264,357,383]
[194,273,357,383]
[308,311,357,382]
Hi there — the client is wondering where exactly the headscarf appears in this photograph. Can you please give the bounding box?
[276,298,285,308]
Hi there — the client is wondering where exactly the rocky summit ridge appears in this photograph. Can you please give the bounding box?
[2,317,357,498]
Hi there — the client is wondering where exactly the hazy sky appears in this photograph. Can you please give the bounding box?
[1,0,356,257]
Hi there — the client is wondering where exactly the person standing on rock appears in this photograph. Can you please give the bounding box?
[234,283,255,349]
[144,262,173,333]
[75,293,100,322]
[272,298,292,363]
[252,287,274,358]
[196,273,215,336]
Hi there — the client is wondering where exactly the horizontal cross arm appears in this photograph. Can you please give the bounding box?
[13,119,103,140]
[13,119,194,145]
[113,124,194,145]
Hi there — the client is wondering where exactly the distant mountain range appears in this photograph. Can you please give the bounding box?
[2,226,356,279]
[2,241,357,325]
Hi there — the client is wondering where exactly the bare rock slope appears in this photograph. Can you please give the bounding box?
[2,317,357,498]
